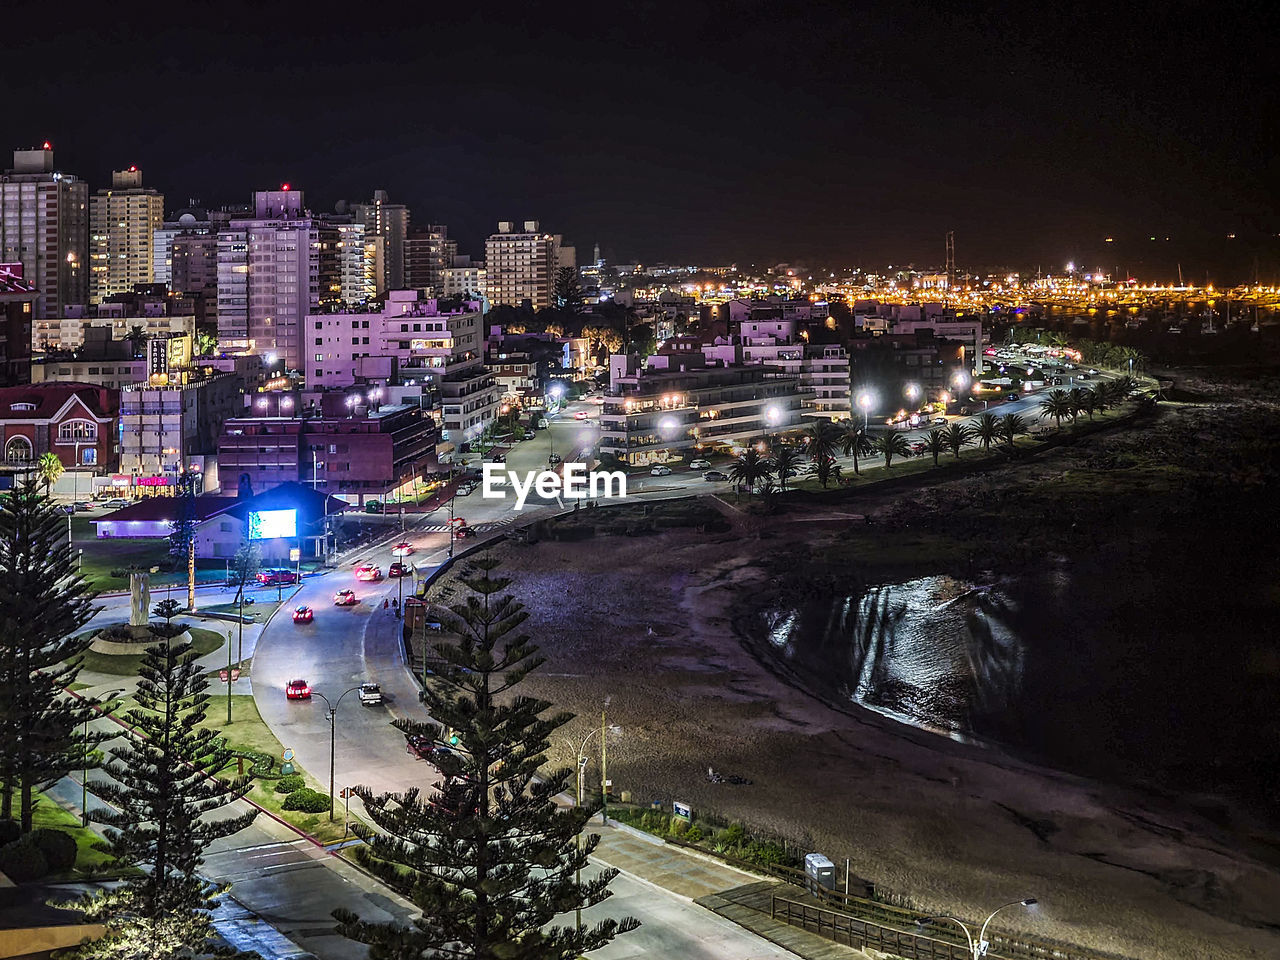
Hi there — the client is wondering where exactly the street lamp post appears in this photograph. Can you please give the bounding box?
[448,494,456,560]
[917,898,1038,960]
[312,686,363,821]
[857,393,871,430]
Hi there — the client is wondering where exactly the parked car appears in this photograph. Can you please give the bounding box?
[291,605,313,624]
[388,561,409,578]
[689,458,711,469]
[537,418,549,429]
[909,441,926,455]
[365,500,384,514]
[358,682,383,706]
[407,735,452,762]
[257,569,298,586]
[455,481,477,496]
[490,452,506,463]
[334,589,358,606]
[392,542,414,557]
[703,470,729,481]
[73,501,94,511]
[547,453,562,465]
[100,497,131,510]
[355,565,383,582]
[285,679,311,700]
[650,465,672,476]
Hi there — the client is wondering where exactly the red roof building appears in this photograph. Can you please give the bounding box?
[0,382,119,479]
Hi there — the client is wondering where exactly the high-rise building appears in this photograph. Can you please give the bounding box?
[403,225,457,294]
[217,189,374,369]
[0,144,89,319]
[0,264,36,387]
[484,221,571,309]
[351,190,409,290]
[89,167,164,304]
[154,211,217,287]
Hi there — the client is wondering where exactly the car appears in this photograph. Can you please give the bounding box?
[285,679,311,700]
[547,453,562,465]
[100,497,131,510]
[574,411,588,420]
[537,418,549,429]
[365,500,384,514]
[406,734,437,759]
[388,561,409,578]
[703,470,729,481]
[689,458,711,469]
[392,542,414,557]
[73,501,94,511]
[1078,373,1092,381]
[257,569,298,586]
[650,464,672,476]
[909,441,926,455]
[291,605,313,624]
[1006,393,1021,402]
[1088,368,1099,375]
[454,524,476,540]
[358,682,383,706]
[455,481,476,496]
[1052,377,1064,385]
[932,416,948,425]
[490,452,506,463]
[334,589,358,606]
[355,565,383,582]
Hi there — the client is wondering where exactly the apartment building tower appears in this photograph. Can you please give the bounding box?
[0,145,89,319]
[89,167,164,303]
[351,190,409,291]
[483,220,572,310]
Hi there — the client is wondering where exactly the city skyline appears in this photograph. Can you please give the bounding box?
[5,0,1276,282]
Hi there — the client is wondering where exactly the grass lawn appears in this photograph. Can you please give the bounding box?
[77,626,227,677]
[31,789,120,878]
[197,695,357,845]
[77,536,170,592]
[202,599,282,622]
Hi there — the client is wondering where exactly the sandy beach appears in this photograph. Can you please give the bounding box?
[461,408,1280,960]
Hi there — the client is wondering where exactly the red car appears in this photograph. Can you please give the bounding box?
[292,605,313,624]
[392,542,414,557]
[334,589,358,606]
[388,562,409,578]
[574,411,588,420]
[454,525,476,540]
[285,679,311,700]
[355,564,383,582]
[257,569,299,586]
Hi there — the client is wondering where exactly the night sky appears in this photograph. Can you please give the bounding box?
[7,0,1278,280]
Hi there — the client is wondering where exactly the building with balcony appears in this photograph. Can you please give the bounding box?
[89,168,164,304]
[484,221,572,309]
[118,372,240,484]
[601,339,803,465]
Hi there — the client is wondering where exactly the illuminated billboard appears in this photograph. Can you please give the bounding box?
[247,508,297,540]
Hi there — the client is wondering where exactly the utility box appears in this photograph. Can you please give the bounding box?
[804,853,835,895]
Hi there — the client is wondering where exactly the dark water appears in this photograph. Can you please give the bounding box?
[759,568,1280,816]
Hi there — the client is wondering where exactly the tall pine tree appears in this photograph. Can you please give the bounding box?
[64,635,257,959]
[0,478,104,831]
[334,555,637,959]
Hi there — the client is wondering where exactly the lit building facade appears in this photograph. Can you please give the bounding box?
[351,190,409,291]
[0,145,89,319]
[89,168,164,303]
[484,221,569,309]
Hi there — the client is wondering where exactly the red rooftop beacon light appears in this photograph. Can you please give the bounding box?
[42,141,52,150]
[281,182,291,191]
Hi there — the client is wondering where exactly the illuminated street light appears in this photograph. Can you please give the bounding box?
[917,898,1038,960]
[857,392,873,429]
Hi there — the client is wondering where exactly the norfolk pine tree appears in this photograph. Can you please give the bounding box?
[0,478,105,831]
[63,635,257,960]
[334,555,638,960]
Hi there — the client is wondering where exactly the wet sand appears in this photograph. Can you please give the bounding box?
[481,503,1280,960]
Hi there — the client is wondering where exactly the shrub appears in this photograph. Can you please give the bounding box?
[0,837,49,882]
[722,822,747,846]
[273,775,306,794]
[667,818,688,838]
[0,819,20,846]
[30,828,77,871]
[98,625,134,643]
[684,825,703,843]
[282,788,331,813]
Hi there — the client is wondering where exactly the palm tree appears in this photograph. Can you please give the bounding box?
[1066,388,1086,423]
[728,448,771,499]
[942,422,973,459]
[973,412,1000,453]
[999,413,1026,450]
[806,421,839,484]
[1038,390,1073,430]
[1079,389,1097,421]
[35,452,64,493]
[873,432,911,468]
[770,447,804,492]
[840,424,872,475]
[124,324,147,359]
[925,428,947,466]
